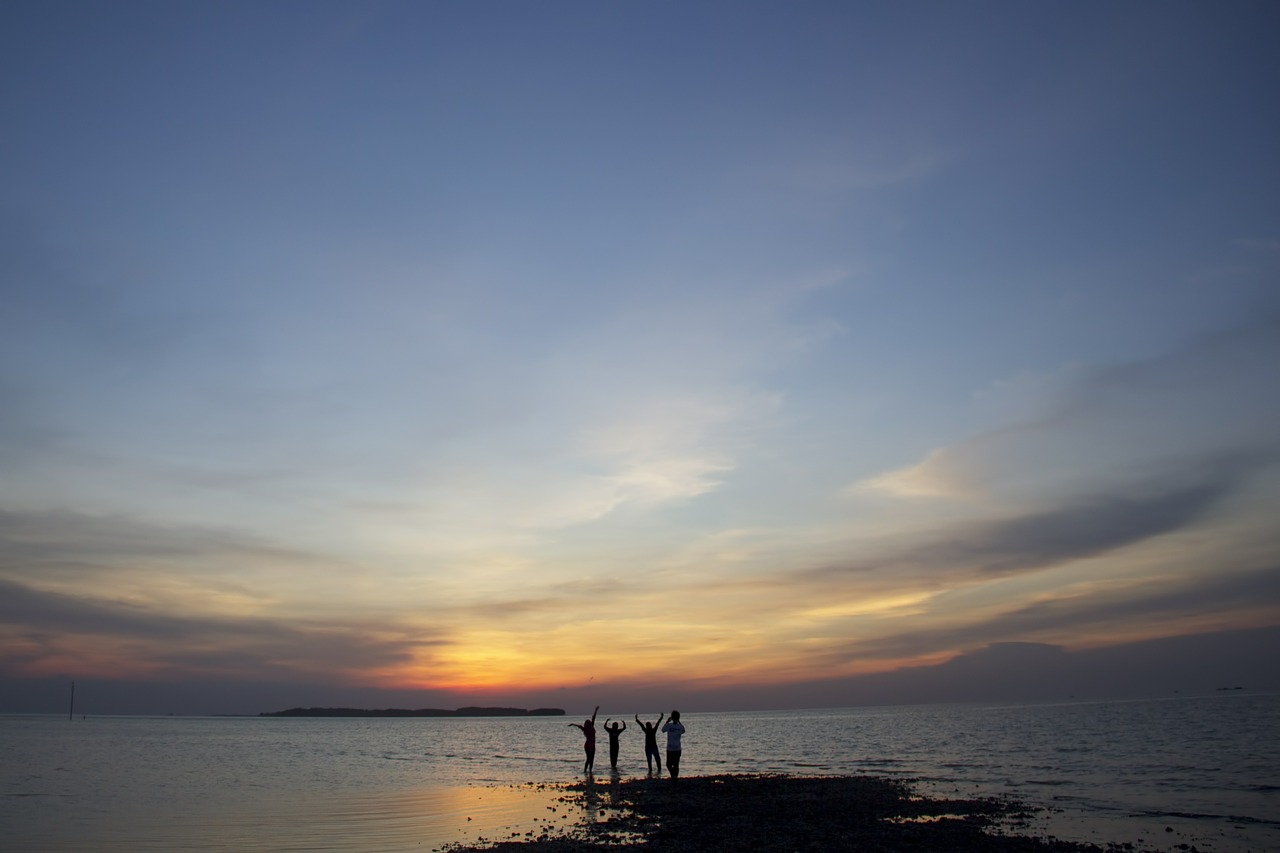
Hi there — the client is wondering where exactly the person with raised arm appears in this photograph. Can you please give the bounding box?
[568,705,600,774]
[603,717,627,770]
[635,712,664,775]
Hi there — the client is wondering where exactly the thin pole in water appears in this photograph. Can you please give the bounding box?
[68,680,75,721]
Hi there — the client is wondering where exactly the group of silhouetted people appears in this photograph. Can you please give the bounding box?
[569,706,686,781]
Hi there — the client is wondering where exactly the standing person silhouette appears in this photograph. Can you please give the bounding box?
[661,710,686,783]
[568,705,600,774]
[603,718,627,770]
[635,712,664,775]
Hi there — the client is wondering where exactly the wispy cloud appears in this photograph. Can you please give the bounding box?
[848,446,984,500]
[852,317,1280,506]
[830,470,1247,584]
[0,577,441,682]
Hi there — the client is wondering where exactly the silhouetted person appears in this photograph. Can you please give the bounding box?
[603,718,627,769]
[635,712,664,774]
[568,705,600,774]
[661,710,686,783]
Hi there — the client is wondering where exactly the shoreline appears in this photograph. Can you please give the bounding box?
[439,773,1185,852]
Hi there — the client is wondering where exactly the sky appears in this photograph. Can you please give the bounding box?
[2,1,1279,716]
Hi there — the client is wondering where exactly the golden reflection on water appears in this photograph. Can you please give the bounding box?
[420,782,583,848]
[35,783,582,853]
[279,783,582,852]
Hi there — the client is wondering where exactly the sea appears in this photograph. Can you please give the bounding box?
[2,692,1277,852]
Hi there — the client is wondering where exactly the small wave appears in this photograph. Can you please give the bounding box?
[1024,779,1072,787]
[912,773,959,781]
[1137,809,1280,827]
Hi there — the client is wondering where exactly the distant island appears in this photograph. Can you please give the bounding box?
[260,706,565,718]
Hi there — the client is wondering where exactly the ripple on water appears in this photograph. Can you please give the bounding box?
[4,783,578,853]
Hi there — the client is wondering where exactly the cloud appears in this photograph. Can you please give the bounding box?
[0,507,443,680]
[396,268,812,532]
[788,625,1280,707]
[849,446,984,499]
[637,457,1279,687]
[388,389,768,533]
[971,562,1280,641]
[0,505,356,609]
[0,576,439,682]
[824,562,1280,666]
[853,316,1280,505]
[0,506,302,563]
[889,470,1243,578]
[429,457,1275,695]
[830,459,1251,585]
[9,624,1275,715]
[574,393,770,512]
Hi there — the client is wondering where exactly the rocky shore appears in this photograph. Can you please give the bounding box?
[441,774,1181,852]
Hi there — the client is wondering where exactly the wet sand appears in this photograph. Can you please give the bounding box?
[440,774,1185,852]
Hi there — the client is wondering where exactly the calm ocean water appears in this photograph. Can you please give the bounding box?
[2,693,1277,852]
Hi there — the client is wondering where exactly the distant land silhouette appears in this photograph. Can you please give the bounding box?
[260,706,565,718]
